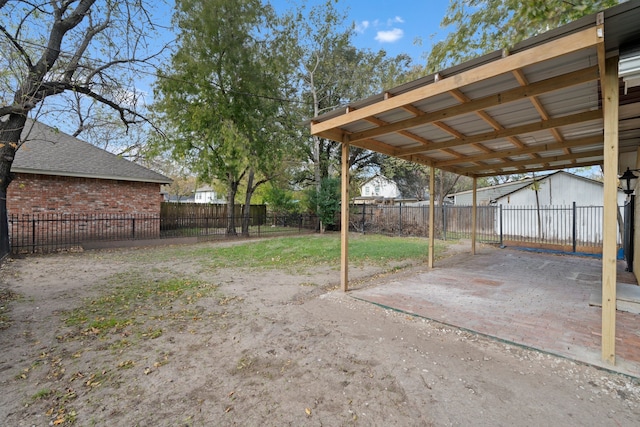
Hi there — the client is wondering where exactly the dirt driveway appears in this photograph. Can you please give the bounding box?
[1,239,640,426]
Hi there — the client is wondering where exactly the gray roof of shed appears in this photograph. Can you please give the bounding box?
[11,120,171,184]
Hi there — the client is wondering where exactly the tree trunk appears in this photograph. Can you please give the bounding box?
[241,169,255,237]
[0,115,29,256]
[0,188,9,259]
[226,177,238,237]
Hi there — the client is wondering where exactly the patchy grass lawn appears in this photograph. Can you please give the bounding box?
[109,233,442,272]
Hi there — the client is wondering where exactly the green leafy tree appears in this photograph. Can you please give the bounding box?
[263,184,299,217]
[151,0,296,236]
[426,0,619,72]
[306,177,341,233]
[0,0,166,255]
[294,0,412,189]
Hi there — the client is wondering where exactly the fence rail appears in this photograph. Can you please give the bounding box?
[7,203,621,255]
[348,203,621,252]
[8,212,317,254]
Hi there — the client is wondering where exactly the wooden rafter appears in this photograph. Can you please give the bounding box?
[311,27,600,137]
[459,149,602,174]
[396,109,602,157]
[344,66,599,144]
[434,135,603,168]
[472,159,604,178]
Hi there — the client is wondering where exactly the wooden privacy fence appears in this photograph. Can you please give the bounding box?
[161,203,267,230]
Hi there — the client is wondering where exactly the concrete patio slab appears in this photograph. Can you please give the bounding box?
[351,246,640,378]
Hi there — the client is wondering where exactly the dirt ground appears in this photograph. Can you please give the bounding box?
[1,239,640,426]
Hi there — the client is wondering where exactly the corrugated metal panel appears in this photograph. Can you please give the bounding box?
[309,1,640,179]
[458,72,520,100]
[522,49,598,83]
[483,99,543,128]
[412,93,461,113]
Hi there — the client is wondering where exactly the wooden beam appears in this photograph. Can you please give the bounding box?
[312,126,347,143]
[459,149,602,174]
[341,142,350,292]
[311,28,600,136]
[601,55,619,365]
[347,138,399,157]
[397,109,602,157]
[435,135,603,168]
[429,167,435,268]
[596,12,606,83]
[472,159,603,178]
[346,66,599,143]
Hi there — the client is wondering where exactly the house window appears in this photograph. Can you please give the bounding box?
[374,186,380,195]
[364,186,370,196]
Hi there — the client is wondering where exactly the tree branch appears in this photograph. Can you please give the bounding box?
[0,23,33,69]
[63,10,111,82]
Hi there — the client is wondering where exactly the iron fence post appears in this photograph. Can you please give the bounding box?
[132,217,136,239]
[499,205,504,247]
[443,204,448,241]
[32,217,36,252]
[572,202,577,253]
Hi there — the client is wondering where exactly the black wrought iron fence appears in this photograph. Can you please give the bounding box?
[8,212,318,254]
[348,203,621,252]
[349,204,498,242]
[6,203,620,255]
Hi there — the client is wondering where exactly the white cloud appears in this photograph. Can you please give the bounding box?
[389,16,404,25]
[355,20,370,33]
[375,28,404,43]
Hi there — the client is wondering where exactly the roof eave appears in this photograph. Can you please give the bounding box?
[11,168,173,185]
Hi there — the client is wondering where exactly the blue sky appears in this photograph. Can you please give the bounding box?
[272,0,452,65]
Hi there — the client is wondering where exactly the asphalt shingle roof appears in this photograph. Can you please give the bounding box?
[11,120,171,184]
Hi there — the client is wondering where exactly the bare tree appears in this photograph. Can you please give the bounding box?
[0,0,168,254]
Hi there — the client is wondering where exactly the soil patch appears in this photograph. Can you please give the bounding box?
[1,240,639,426]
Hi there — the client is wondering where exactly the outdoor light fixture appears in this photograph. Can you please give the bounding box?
[619,167,639,195]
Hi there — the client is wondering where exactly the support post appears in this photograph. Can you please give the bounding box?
[341,142,350,292]
[601,55,619,365]
[428,167,435,268]
[573,201,577,253]
[472,177,477,255]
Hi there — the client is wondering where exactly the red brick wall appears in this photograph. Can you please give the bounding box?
[7,173,162,216]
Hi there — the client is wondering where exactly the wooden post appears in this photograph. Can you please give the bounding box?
[472,177,477,255]
[341,142,350,292]
[428,167,435,268]
[601,55,619,365]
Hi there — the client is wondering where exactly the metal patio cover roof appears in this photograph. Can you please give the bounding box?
[310,1,640,178]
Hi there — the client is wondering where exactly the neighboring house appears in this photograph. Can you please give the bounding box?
[450,177,536,205]
[8,120,172,216]
[164,193,196,203]
[194,185,224,204]
[450,171,625,206]
[491,171,625,207]
[355,175,401,204]
[452,171,625,246]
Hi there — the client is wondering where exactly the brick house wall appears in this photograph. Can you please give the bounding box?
[7,173,162,215]
[7,174,164,251]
